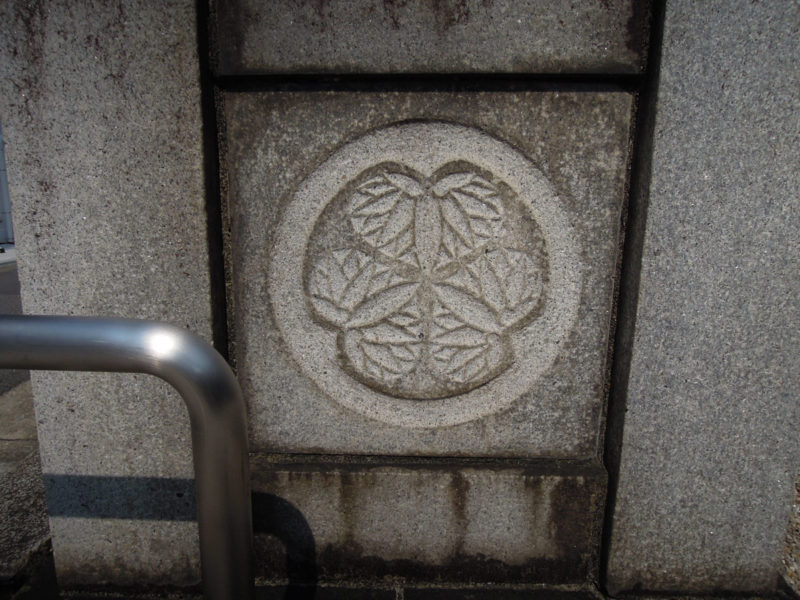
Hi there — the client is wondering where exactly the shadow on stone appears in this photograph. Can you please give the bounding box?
[252,492,317,600]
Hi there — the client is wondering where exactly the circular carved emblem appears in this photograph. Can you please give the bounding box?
[305,162,548,399]
[270,122,580,427]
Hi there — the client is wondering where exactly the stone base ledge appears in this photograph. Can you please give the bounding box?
[251,455,606,586]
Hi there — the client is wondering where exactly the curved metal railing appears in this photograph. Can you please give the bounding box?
[0,314,253,600]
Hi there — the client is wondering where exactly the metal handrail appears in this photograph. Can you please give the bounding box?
[0,315,253,600]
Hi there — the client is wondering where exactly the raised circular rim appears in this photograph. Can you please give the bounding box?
[269,121,581,428]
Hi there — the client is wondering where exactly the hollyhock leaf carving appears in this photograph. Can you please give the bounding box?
[492,248,546,327]
[357,177,396,197]
[309,249,375,327]
[433,283,502,333]
[346,283,419,328]
[432,325,487,348]
[432,172,475,194]
[439,247,546,330]
[309,298,349,327]
[384,172,425,197]
[342,326,421,384]
[434,173,504,255]
[349,171,419,255]
[388,312,418,328]
[380,195,415,248]
[433,311,464,331]
[414,198,443,271]
[362,342,407,373]
[470,217,494,240]
[440,195,473,249]
[476,255,506,313]
[448,346,487,371]
[361,322,419,344]
[352,190,402,216]
[452,190,501,220]
[305,159,550,400]
[367,265,393,296]
[391,345,418,362]
[339,261,376,311]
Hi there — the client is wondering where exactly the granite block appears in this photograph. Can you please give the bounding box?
[0,0,211,586]
[606,0,800,595]
[251,457,605,585]
[222,90,632,458]
[0,448,49,581]
[214,0,650,75]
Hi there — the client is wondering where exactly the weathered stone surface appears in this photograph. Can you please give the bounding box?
[0,264,28,394]
[0,448,49,581]
[222,90,632,457]
[606,1,800,595]
[251,456,605,585]
[214,0,650,75]
[0,357,45,582]
[0,380,36,441]
[0,0,211,586]
[255,588,395,600]
[404,590,601,600]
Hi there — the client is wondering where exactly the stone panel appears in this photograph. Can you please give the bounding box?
[222,90,632,458]
[214,0,650,75]
[251,457,605,585]
[0,0,211,586]
[606,0,800,595]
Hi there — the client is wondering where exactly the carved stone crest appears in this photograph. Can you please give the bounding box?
[305,162,548,399]
[269,122,580,427]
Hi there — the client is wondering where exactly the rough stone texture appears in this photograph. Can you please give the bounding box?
[0,374,46,582]
[0,448,49,581]
[251,456,605,585]
[0,380,36,442]
[0,264,28,394]
[606,1,800,595]
[403,590,600,600]
[214,0,650,75]
[0,0,212,586]
[784,476,800,595]
[0,264,22,317]
[222,91,632,458]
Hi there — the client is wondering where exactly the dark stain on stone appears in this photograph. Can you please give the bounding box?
[423,0,472,34]
[311,546,591,585]
[213,0,246,73]
[312,0,330,30]
[10,0,47,123]
[381,0,486,35]
[625,0,652,68]
[254,453,603,478]
[553,476,606,587]
[448,471,470,555]
[382,0,408,29]
[339,469,358,548]
[253,460,606,586]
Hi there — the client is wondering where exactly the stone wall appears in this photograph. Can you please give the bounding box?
[1,0,799,598]
[0,0,211,587]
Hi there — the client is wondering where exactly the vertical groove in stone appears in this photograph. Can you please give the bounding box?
[600,0,665,593]
[195,0,229,361]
